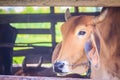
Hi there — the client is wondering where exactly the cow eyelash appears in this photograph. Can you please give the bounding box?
[78,31,86,36]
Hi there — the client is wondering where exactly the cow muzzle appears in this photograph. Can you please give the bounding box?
[53,61,70,74]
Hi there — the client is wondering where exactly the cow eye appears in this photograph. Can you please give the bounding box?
[78,31,86,35]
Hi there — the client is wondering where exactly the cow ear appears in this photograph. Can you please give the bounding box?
[65,8,72,21]
[52,42,62,64]
[84,32,100,69]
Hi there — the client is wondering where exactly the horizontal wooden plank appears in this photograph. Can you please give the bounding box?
[0,0,119,6]
[18,29,51,34]
[0,13,99,23]
[0,75,92,80]
[0,14,64,23]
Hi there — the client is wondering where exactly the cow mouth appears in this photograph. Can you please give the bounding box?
[53,62,89,76]
[55,61,90,76]
[53,68,69,76]
[57,72,68,76]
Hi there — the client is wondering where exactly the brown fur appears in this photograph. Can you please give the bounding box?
[52,7,120,80]
[91,7,120,80]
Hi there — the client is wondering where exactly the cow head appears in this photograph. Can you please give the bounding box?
[52,9,108,75]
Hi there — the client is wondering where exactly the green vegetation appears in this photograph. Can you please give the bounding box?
[0,7,50,14]
[13,56,25,64]
[11,23,51,29]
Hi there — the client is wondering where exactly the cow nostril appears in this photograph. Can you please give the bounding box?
[53,61,70,73]
[59,63,64,68]
[54,62,65,68]
[54,62,65,73]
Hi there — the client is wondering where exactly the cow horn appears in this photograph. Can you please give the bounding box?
[65,8,72,21]
[38,56,43,68]
[22,57,27,71]
[94,9,108,24]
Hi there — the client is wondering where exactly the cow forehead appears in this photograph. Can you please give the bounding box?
[61,15,94,39]
[61,15,94,35]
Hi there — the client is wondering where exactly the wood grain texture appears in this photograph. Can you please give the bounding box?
[0,75,92,80]
[0,0,119,6]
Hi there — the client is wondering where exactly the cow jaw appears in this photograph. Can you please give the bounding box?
[71,61,89,74]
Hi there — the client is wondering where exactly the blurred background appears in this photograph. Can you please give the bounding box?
[0,6,102,68]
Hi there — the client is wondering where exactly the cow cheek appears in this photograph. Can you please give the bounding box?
[71,52,89,71]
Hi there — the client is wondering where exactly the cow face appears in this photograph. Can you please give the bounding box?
[53,15,94,75]
[52,9,107,76]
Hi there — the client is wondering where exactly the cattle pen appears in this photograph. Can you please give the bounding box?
[0,0,120,80]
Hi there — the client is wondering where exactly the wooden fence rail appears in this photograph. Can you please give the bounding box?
[0,75,92,80]
[0,0,119,6]
[0,13,99,23]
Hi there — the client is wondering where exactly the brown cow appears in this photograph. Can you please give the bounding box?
[52,7,120,80]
